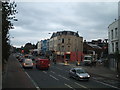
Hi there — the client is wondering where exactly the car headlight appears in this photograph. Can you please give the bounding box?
[88,75,90,77]
[80,76,84,78]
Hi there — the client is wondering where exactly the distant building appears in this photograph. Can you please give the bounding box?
[37,39,49,55]
[84,39,108,59]
[49,31,83,62]
[37,41,42,54]
[83,40,104,60]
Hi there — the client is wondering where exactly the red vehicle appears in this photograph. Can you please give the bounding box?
[36,58,50,70]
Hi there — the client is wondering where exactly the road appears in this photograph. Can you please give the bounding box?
[17,59,119,90]
[4,54,118,90]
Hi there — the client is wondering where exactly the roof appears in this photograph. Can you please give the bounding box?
[108,19,118,28]
[88,44,102,49]
[50,31,80,38]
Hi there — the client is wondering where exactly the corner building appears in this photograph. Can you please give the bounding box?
[49,31,83,62]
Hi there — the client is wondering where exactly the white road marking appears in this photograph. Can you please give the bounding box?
[49,75,59,81]
[58,75,70,81]
[25,71,40,90]
[50,71,55,74]
[42,71,47,74]
[74,82,88,89]
[92,77,120,89]
[64,83,75,90]
[16,59,40,90]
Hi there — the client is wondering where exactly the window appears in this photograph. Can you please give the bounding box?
[111,30,113,39]
[58,39,61,43]
[62,38,64,43]
[116,42,118,52]
[62,46,64,51]
[58,46,60,51]
[67,31,70,35]
[72,69,76,73]
[68,39,70,44]
[74,32,76,35]
[112,43,114,53]
[109,32,110,40]
[66,54,70,59]
[68,46,70,51]
[115,28,118,38]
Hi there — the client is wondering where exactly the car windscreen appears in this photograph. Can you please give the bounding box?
[38,56,48,59]
[25,59,33,63]
[76,69,86,74]
[84,57,92,60]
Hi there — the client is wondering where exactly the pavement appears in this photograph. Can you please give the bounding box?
[59,61,120,81]
[2,54,36,89]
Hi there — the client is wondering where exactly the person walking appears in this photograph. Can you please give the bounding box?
[52,52,57,64]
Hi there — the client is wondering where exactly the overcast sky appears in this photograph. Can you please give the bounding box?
[9,1,118,48]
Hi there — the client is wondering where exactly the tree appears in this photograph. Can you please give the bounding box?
[2,1,18,65]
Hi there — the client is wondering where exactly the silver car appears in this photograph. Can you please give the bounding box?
[69,68,90,81]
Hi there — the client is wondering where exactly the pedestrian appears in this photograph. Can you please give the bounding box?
[93,60,96,67]
[52,52,57,64]
[90,61,93,67]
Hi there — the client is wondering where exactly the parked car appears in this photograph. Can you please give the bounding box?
[69,68,90,81]
[24,54,35,61]
[36,58,50,70]
[22,59,33,69]
[16,53,21,59]
[18,57,24,62]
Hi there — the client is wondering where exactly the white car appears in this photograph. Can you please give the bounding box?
[22,59,33,69]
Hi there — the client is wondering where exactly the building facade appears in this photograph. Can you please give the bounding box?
[37,39,49,55]
[108,20,119,54]
[37,41,42,55]
[84,39,108,59]
[49,31,83,62]
[108,19,120,71]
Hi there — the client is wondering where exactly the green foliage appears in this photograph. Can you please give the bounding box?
[23,43,36,54]
[2,1,18,64]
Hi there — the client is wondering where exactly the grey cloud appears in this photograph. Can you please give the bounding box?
[10,2,118,47]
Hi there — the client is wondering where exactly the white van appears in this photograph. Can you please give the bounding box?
[83,55,93,65]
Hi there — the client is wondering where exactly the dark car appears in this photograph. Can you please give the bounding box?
[18,57,24,62]
[69,68,90,81]
[24,54,35,61]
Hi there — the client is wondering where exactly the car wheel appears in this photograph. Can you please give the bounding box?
[46,68,49,70]
[76,76,80,81]
[23,67,26,69]
[36,65,38,69]
[85,79,89,81]
[69,74,72,78]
